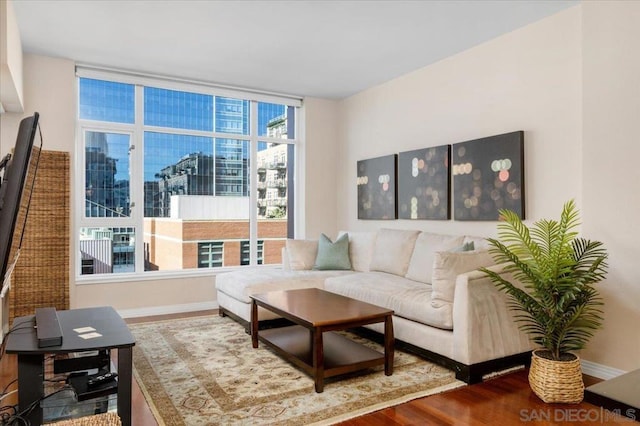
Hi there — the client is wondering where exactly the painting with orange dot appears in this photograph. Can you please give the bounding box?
[357,154,397,219]
[398,145,451,220]
[452,131,525,221]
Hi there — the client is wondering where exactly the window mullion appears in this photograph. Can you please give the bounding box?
[133,84,145,273]
[250,101,258,266]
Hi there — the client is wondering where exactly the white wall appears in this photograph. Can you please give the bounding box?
[337,6,582,237]
[0,0,24,113]
[581,1,640,372]
[301,97,341,239]
[336,3,640,372]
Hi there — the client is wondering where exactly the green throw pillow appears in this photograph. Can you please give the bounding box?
[313,233,352,270]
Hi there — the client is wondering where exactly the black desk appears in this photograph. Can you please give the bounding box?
[5,306,135,426]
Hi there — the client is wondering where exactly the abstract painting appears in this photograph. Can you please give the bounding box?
[452,131,525,221]
[357,154,397,220]
[397,145,450,220]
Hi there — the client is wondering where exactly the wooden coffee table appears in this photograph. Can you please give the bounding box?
[251,288,394,393]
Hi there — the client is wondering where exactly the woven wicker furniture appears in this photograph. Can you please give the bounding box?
[46,412,121,426]
[10,149,70,321]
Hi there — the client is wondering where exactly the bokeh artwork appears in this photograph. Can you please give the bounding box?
[398,145,450,220]
[357,154,397,220]
[452,131,525,221]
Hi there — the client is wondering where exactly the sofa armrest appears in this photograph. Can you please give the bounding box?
[452,265,532,365]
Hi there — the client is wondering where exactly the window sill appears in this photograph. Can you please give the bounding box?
[75,264,283,285]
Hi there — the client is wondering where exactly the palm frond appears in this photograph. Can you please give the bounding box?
[481,200,608,361]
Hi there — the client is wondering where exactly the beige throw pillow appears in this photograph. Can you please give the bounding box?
[286,239,318,270]
[405,233,464,284]
[338,230,376,272]
[431,249,495,307]
[369,229,420,276]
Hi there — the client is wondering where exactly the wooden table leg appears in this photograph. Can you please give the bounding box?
[312,328,324,392]
[384,315,394,376]
[251,299,259,348]
[117,347,133,426]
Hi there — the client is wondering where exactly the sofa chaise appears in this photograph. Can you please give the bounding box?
[215,228,533,383]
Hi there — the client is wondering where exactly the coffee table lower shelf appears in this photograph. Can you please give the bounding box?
[258,325,385,388]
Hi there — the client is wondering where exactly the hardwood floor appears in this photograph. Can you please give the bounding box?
[1,310,632,425]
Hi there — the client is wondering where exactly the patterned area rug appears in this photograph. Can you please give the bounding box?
[130,315,465,425]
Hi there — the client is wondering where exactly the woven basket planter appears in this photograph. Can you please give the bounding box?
[46,412,121,425]
[529,349,584,404]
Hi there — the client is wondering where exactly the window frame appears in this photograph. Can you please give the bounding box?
[74,68,304,283]
[198,241,224,268]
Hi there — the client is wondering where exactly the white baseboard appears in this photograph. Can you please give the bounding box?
[581,359,627,380]
[117,301,219,319]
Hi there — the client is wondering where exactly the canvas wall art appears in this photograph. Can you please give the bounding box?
[452,131,525,221]
[357,154,397,220]
[397,145,450,220]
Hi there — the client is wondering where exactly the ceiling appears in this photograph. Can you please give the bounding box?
[12,0,578,100]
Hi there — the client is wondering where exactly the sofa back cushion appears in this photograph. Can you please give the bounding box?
[431,249,495,307]
[338,230,376,272]
[369,229,420,276]
[285,239,318,270]
[405,233,464,284]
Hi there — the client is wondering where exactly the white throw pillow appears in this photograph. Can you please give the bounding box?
[285,239,318,270]
[369,229,420,276]
[405,233,464,284]
[431,249,495,307]
[338,230,376,272]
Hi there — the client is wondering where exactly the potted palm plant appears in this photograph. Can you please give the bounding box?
[480,199,608,403]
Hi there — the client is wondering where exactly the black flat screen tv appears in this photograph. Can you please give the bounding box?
[0,112,41,290]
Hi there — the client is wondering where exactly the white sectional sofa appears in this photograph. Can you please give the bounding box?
[215,228,533,383]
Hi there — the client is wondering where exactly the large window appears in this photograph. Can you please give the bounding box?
[76,72,300,278]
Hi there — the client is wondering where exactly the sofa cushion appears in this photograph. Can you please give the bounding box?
[324,272,454,329]
[286,239,318,270]
[405,233,464,284]
[369,229,420,276]
[338,230,376,272]
[215,267,353,304]
[313,233,352,270]
[431,249,495,307]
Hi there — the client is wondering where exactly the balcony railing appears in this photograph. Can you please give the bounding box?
[258,198,288,207]
[257,161,287,170]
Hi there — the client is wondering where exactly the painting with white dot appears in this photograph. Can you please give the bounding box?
[452,131,525,221]
[398,145,450,220]
[357,154,397,219]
